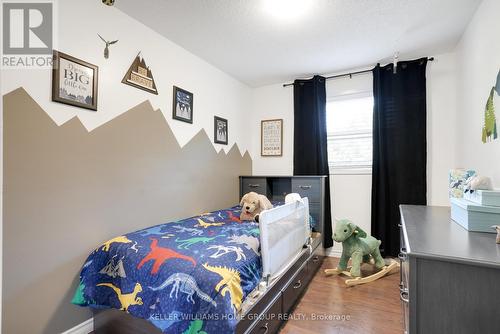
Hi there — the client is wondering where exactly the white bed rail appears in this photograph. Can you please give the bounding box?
[259,197,310,280]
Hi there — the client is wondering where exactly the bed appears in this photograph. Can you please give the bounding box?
[74,198,322,334]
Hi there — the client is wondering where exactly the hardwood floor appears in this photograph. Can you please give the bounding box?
[280,257,403,334]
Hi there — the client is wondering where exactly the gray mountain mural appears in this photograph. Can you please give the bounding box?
[2,87,251,334]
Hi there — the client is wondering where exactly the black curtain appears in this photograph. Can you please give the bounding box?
[371,58,428,257]
[293,75,333,248]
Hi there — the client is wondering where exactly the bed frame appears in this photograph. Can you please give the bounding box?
[92,200,324,334]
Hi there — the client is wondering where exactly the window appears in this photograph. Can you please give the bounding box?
[326,94,374,173]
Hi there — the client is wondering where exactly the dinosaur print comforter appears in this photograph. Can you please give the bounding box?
[73,205,262,334]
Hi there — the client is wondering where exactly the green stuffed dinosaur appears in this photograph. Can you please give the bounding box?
[332,219,385,277]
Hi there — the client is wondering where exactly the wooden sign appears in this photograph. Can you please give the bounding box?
[122,53,158,94]
[261,119,283,156]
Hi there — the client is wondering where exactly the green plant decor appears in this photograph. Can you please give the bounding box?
[483,69,500,143]
[482,86,498,143]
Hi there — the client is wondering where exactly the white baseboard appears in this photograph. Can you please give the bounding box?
[322,248,341,258]
[61,318,93,334]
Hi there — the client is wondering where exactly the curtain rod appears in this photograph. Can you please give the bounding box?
[282,57,434,87]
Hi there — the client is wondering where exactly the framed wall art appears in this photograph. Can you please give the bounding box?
[172,86,193,123]
[482,69,499,143]
[122,52,158,94]
[214,116,228,145]
[261,119,283,156]
[52,51,98,111]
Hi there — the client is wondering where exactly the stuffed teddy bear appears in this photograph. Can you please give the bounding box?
[333,219,385,277]
[239,192,273,221]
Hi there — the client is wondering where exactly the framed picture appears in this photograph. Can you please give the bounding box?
[122,53,158,95]
[52,51,98,111]
[214,116,228,145]
[261,119,283,156]
[172,86,193,123]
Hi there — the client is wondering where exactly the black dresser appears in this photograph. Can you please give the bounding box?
[399,205,500,334]
[239,175,327,244]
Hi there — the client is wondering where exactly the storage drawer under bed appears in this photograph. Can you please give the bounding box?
[237,250,310,334]
[307,246,324,281]
[281,262,309,314]
[247,294,283,334]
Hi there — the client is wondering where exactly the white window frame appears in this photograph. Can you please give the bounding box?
[327,91,373,175]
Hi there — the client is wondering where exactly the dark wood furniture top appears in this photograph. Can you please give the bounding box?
[399,205,500,334]
[400,205,500,268]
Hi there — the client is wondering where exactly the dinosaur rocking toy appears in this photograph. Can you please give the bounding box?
[325,219,399,287]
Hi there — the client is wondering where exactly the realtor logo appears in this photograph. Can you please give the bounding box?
[2,1,55,68]
[2,2,53,55]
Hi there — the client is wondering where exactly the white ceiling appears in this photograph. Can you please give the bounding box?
[115,0,481,87]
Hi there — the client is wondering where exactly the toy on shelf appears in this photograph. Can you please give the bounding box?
[464,175,493,193]
[325,219,399,287]
[449,169,476,198]
[492,226,500,244]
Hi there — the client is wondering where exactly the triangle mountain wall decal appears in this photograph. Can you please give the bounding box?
[122,52,158,95]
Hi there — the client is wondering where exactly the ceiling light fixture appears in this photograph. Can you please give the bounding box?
[263,0,312,21]
[102,0,115,6]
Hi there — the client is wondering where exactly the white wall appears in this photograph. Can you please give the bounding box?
[251,84,294,175]
[427,52,459,206]
[455,0,500,187]
[329,174,372,255]
[0,1,252,155]
[251,53,459,253]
